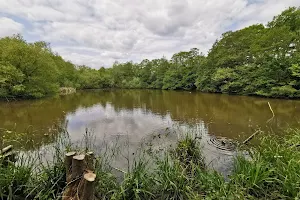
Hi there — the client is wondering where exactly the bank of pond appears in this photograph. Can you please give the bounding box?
[0,128,299,200]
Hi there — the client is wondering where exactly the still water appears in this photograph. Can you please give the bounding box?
[1,90,300,150]
[1,89,300,173]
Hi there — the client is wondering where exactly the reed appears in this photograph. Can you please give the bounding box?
[0,128,299,199]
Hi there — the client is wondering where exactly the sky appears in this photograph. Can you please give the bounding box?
[0,0,299,68]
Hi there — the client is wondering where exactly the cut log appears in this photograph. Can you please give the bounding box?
[72,154,86,180]
[65,152,76,182]
[1,145,13,154]
[81,172,96,200]
[85,151,95,171]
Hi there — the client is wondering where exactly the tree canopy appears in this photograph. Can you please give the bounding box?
[1,7,300,99]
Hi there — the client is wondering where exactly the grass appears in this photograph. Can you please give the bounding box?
[0,128,300,199]
[230,129,300,199]
[0,164,31,199]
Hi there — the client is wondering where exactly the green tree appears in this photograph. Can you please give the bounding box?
[0,63,24,97]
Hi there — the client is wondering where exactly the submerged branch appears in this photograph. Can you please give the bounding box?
[267,102,275,123]
[243,130,261,144]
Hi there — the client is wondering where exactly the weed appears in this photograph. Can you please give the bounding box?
[1,128,299,199]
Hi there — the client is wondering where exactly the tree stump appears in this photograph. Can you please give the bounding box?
[65,152,76,182]
[85,151,95,171]
[72,154,86,180]
[62,152,97,200]
[82,172,96,200]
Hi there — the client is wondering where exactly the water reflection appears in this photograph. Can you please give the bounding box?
[1,89,300,150]
[66,103,174,144]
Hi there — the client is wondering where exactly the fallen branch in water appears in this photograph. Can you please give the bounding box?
[267,102,275,123]
[1,145,13,154]
[243,130,261,145]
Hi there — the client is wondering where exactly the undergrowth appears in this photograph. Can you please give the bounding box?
[0,129,299,199]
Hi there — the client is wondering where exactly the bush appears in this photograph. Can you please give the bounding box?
[270,85,300,98]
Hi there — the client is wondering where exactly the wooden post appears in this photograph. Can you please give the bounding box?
[82,172,96,200]
[72,154,86,180]
[65,152,76,182]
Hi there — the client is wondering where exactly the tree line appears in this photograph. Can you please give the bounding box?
[0,7,299,99]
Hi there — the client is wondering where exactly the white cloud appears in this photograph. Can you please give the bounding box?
[0,17,23,37]
[234,0,299,30]
[0,0,299,68]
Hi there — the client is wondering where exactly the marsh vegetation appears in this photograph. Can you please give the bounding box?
[1,128,299,199]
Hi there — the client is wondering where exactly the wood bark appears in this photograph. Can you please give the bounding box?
[85,151,95,171]
[72,154,86,180]
[81,172,96,200]
[63,152,96,200]
[65,152,76,182]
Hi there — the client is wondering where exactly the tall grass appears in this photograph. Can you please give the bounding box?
[231,129,300,199]
[0,128,299,199]
[0,163,32,199]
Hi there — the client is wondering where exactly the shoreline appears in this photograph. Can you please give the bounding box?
[1,129,299,199]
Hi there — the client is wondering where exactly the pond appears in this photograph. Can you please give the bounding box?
[1,90,300,173]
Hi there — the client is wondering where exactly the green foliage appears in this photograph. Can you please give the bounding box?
[0,164,31,199]
[1,129,300,199]
[172,134,205,168]
[113,161,154,200]
[290,64,300,78]
[154,156,198,200]
[267,7,300,32]
[79,7,299,98]
[53,54,79,88]
[26,159,66,199]
[1,7,300,99]
[231,155,276,197]
[0,63,25,97]
[231,130,300,199]
[163,69,182,90]
[193,7,300,98]
[269,85,299,98]
[94,170,118,200]
[0,36,63,98]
